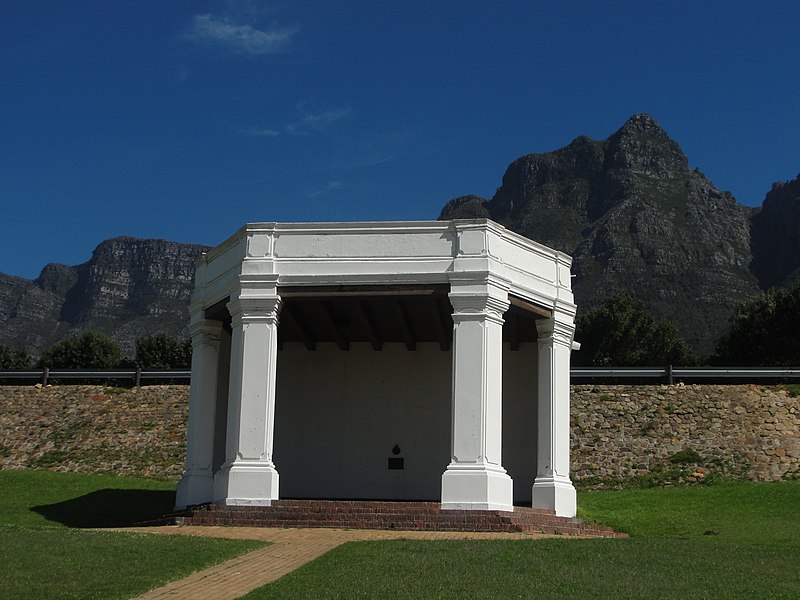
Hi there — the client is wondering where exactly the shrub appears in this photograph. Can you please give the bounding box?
[713,281,800,366]
[0,345,32,369]
[574,293,697,367]
[39,332,125,369]
[669,448,702,465]
[135,333,192,369]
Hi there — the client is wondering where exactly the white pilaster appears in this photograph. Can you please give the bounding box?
[441,275,514,511]
[532,313,577,517]
[213,290,282,505]
[176,318,224,509]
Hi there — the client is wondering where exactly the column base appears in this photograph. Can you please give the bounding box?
[532,476,577,517]
[175,471,214,509]
[213,460,279,506]
[441,464,514,511]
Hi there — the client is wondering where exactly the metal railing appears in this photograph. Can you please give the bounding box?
[572,367,800,384]
[0,368,191,386]
[1,366,798,386]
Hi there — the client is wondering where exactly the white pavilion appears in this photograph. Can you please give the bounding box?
[176,219,578,516]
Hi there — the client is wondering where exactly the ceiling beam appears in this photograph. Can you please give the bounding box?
[392,299,416,351]
[429,298,451,351]
[509,295,553,319]
[282,302,316,351]
[204,296,231,321]
[354,300,382,351]
[507,310,520,351]
[320,301,350,351]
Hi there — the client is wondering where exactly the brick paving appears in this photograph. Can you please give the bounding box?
[126,525,560,600]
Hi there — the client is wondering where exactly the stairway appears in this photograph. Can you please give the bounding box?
[177,499,626,538]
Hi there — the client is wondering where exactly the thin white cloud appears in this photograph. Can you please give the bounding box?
[182,14,295,56]
[307,180,344,199]
[243,127,282,138]
[286,107,353,135]
[244,106,353,138]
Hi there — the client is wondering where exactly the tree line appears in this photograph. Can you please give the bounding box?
[573,280,800,367]
[0,332,192,370]
[1,280,798,369]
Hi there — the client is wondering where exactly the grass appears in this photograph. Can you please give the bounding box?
[0,469,265,599]
[0,469,176,528]
[243,481,800,599]
[3,471,798,598]
[579,480,800,544]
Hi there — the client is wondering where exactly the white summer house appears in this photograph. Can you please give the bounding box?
[175,219,578,517]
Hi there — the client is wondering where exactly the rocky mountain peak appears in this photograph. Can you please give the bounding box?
[35,263,78,296]
[616,112,664,134]
[439,114,761,356]
[604,113,688,177]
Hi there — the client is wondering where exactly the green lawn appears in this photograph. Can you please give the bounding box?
[244,481,800,600]
[3,471,798,599]
[0,469,265,600]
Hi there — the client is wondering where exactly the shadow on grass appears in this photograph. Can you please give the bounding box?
[32,488,177,528]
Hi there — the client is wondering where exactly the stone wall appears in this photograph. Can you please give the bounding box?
[572,384,800,485]
[0,385,187,479]
[1,384,798,485]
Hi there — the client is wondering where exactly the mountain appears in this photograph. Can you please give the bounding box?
[2,115,798,361]
[0,238,209,358]
[440,114,768,357]
[751,174,800,290]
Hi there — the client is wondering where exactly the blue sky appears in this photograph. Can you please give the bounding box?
[2,1,798,279]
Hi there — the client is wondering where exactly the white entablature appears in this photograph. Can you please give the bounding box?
[177,219,578,517]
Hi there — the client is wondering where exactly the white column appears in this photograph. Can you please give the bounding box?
[213,295,281,505]
[441,277,514,511]
[532,315,577,517]
[176,318,224,509]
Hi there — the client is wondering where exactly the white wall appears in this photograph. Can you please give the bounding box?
[273,341,538,503]
[502,346,538,504]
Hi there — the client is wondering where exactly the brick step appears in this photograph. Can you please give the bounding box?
[198,501,556,516]
[178,501,627,538]
[192,511,585,528]
[181,515,624,537]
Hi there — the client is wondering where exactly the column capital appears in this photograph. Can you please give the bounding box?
[227,296,282,328]
[188,319,224,347]
[449,294,509,325]
[237,273,280,294]
[448,272,510,324]
[535,316,575,348]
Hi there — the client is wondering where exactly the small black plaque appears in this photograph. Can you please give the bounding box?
[388,457,404,470]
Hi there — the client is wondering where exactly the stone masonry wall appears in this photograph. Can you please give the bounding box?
[0,384,798,485]
[0,385,187,479]
[572,384,800,485]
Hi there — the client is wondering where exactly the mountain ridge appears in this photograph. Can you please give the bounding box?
[441,114,797,356]
[0,237,209,357]
[1,114,798,359]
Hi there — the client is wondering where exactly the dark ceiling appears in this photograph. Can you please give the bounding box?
[206,285,546,351]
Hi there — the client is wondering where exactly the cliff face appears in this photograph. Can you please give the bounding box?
[440,114,763,356]
[2,115,798,361]
[0,238,209,357]
[751,174,800,290]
